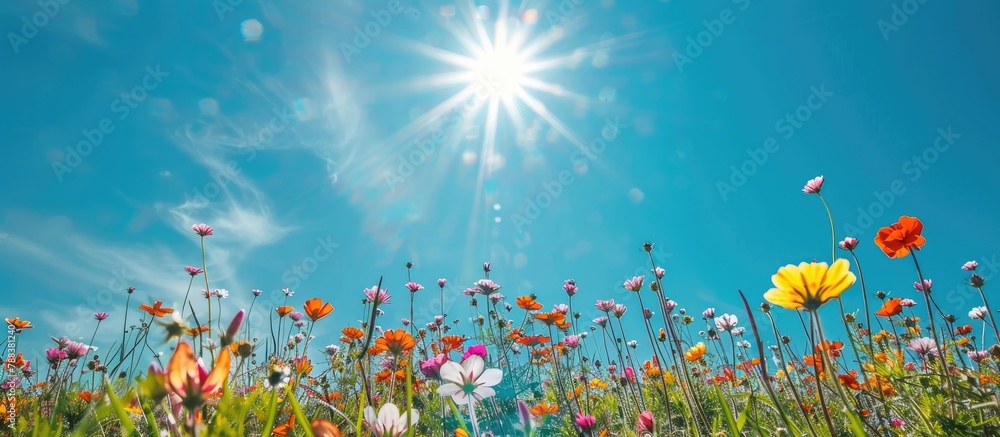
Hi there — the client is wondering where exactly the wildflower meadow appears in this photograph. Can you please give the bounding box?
[2,176,999,436]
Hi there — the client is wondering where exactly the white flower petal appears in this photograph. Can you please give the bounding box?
[451,391,468,404]
[463,355,485,380]
[379,403,401,429]
[477,368,503,387]
[437,383,462,397]
[438,361,466,386]
[473,386,496,400]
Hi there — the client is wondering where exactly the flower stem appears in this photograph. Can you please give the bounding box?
[818,194,836,263]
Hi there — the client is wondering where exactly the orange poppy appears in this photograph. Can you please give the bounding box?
[341,327,365,343]
[533,311,566,326]
[815,340,844,358]
[374,329,415,355]
[530,403,559,416]
[516,296,543,311]
[78,391,94,403]
[803,354,823,373]
[875,298,903,317]
[874,215,926,258]
[5,317,32,330]
[275,306,294,317]
[303,298,334,322]
[139,301,175,318]
[440,335,465,353]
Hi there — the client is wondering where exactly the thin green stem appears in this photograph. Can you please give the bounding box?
[817,194,836,263]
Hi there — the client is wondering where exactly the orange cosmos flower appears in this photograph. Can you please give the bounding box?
[516,334,550,347]
[440,335,465,353]
[375,329,415,355]
[139,301,174,317]
[874,215,926,258]
[875,298,903,317]
[78,391,94,403]
[275,306,294,317]
[956,324,973,335]
[272,413,296,437]
[534,311,566,326]
[5,317,32,330]
[303,298,334,322]
[684,342,706,362]
[186,325,211,337]
[516,296,543,310]
[4,353,24,371]
[815,340,844,358]
[530,403,559,416]
[165,342,231,410]
[838,371,861,390]
[803,354,824,373]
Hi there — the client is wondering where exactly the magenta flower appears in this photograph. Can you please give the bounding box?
[553,304,569,314]
[462,344,487,361]
[702,308,716,319]
[185,266,204,276]
[838,237,858,250]
[962,261,978,271]
[419,354,448,378]
[595,299,616,312]
[94,312,109,321]
[289,312,303,321]
[563,279,578,296]
[45,348,68,366]
[623,275,645,292]
[653,267,665,279]
[612,304,627,318]
[64,341,93,360]
[643,308,654,319]
[623,366,636,382]
[364,286,391,304]
[437,278,447,288]
[593,316,609,328]
[913,279,932,293]
[637,410,655,434]
[191,223,213,236]
[575,413,597,432]
[488,293,504,304]
[663,299,677,312]
[405,282,424,293]
[802,175,824,194]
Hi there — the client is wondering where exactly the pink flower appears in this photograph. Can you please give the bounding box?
[462,344,487,361]
[184,266,204,276]
[663,299,676,312]
[364,286,391,304]
[838,237,858,251]
[899,298,917,307]
[419,354,448,378]
[191,223,213,237]
[802,175,824,194]
[653,267,665,279]
[405,282,423,293]
[437,278,447,288]
[637,410,655,433]
[623,366,636,382]
[563,279,578,296]
[913,279,932,293]
[593,316,609,328]
[612,304,627,318]
[907,337,938,356]
[702,308,715,319]
[891,417,906,428]
[623,275,645,292]
[251,289,262,297]
[595,299,616,312]
[575,413,597,431]
[553,304,569,314]
[962,261,978,271]
[94,312,109,321]
[564,335,581,348]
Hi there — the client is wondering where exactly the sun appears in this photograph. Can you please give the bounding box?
[472,45,527,99]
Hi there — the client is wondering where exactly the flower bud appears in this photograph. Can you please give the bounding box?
[875,290,886,300]
[760,302,771,313]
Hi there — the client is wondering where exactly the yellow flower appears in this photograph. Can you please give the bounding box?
[763,259,856,311]
[589,378,608,389]
[685,342,707,362]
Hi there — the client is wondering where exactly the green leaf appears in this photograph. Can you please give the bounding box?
[103,378,137,436]
[712,385,740,437]
[285,385,316,437]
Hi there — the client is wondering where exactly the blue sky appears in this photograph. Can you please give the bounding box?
[2,0,999,371]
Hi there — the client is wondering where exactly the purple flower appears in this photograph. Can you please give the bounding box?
[420,354,449,378]
[94,312,109,321]
[46,348,68,366]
